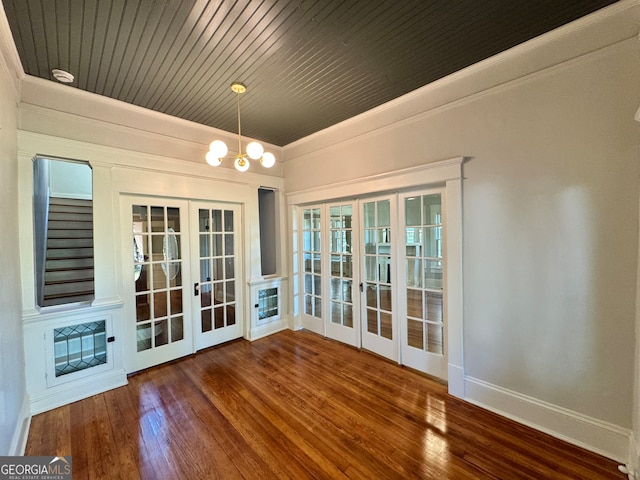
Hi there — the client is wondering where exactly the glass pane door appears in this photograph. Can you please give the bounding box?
[360,196,397,360]
[191,202,242,350]
[326,203,358,347]
[300,207,324,335]
[126,199,192,372]
[400,190,447,379]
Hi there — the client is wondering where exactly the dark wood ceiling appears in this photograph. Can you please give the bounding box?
[3,0,618,146]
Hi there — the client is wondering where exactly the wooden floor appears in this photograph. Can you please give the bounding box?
[26,330,624,479]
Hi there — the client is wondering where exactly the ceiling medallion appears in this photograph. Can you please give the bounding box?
[205,83,275,172]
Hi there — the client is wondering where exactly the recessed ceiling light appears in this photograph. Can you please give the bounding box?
[51,69,74,83]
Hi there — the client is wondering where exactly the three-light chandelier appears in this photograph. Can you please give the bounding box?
[205,83,275,172]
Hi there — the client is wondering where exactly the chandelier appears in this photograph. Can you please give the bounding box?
[205,83,275,172]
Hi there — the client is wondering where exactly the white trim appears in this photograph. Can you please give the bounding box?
[8,396,31,456]
[464,376,631,462]
[0,0,23,102]
[29,369,128,415]
[247,322,289,342]
[22,299,125,324]
[286,157,464,205]
[447,364,465,398]
[18,130,285,189]
[629,139,640,478]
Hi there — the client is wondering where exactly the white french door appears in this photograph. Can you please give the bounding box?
[300,206,324,335]
[296,189,447,380]
[190,202,243,350]
[398,190,447,379]
[326,202,359,347]
[123,198,193,371]
[122,196,243,372]
[360,195,397,361]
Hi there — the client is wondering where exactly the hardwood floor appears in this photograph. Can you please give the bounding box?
[26,330,624,479]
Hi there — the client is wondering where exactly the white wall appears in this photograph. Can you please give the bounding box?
[48,159,92,199]
[0,6,27,455]
[283,2,640,461]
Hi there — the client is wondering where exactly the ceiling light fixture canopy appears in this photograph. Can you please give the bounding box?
[206,83,276,172]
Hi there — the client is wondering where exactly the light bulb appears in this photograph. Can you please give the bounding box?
[260,152,276,168]
[205,151,222,166]
[246,141,264,160]
[234,156,250,172]
[209,140,228,158]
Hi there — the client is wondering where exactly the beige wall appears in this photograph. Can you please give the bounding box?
[0,12,26,454]
[283,7,640,433]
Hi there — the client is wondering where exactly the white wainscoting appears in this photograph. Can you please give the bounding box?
[23,302,128,415]
[247,277,290,341]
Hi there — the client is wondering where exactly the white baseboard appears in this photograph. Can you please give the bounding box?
[9,395,31,456]
[464,376,631,462]
[247,319,289,342]
[29,369,128,415]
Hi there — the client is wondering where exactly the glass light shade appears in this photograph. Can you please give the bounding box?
[209,140,228,158]
[246,141,264,160]
[234,156,250,172]
[260,151,276,168]
[205,151,222,167]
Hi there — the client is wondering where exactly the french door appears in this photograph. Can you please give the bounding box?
[300,207,324,335]
[122,196,243,372]
[398,190,447,379]
[297,189,447,380]
[190,202,243,351]
[360,196,397,360]
[326,202,358,347]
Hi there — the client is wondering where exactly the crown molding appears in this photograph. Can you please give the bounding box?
[283,0,640,160]
[0,0,24,102]
[19,75,282,155]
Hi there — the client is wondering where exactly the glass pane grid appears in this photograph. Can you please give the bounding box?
[303,208,322,318]
[328,205,354,328]
[198,209,237,332]
[404,194,444,354]
[363,200,393,341]
[133,204,185,352]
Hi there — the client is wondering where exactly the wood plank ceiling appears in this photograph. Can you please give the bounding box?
[3,0,618,147]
